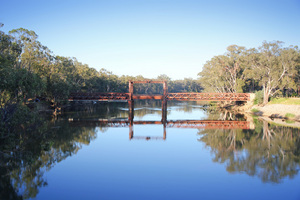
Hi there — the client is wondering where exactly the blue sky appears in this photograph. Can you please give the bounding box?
[1,0,300,80]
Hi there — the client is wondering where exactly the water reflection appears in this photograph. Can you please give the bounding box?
[0,117,98,199]
[68,101,251,141]
[198,119,300,183]
[68,118,251,141]
[1,101,300,199]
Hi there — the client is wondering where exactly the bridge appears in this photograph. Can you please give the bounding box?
[68,80,252,141]
[68,80,250,102]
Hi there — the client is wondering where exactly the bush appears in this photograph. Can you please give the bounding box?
[254,90,263,105]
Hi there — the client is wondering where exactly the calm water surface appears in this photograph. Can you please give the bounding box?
[3,101,300,200]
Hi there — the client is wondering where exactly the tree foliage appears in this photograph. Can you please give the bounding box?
[199,41,300,104]
[198,45,246,93]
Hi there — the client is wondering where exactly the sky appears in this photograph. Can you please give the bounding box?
[1,0,300,80]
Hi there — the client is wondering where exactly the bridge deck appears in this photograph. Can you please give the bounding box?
[167,93,250,101]
[133,95,163,100]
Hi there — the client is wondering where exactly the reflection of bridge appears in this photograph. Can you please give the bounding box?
[68,118,251,141]
[68,119,250,129]
[69,80,250,102]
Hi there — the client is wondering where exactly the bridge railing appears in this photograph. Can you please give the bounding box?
[167,93,250,101]
[69,92,251,101]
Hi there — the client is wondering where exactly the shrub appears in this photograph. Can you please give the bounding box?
[254,90,263,105]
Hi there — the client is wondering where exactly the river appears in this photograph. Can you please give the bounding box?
[1,100,300,200]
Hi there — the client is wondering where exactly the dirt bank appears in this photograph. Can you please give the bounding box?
[251,104,300,120]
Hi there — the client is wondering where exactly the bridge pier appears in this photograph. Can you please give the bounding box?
[162,100,167,123]
[128,100,134,120]
[129,81,134,101]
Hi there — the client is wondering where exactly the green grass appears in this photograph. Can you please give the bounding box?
[269,98,300,105]
[285,113,296,118]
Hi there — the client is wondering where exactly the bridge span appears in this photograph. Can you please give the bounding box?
[69,80,250,102]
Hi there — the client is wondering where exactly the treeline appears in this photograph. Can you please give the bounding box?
[0,28,202,105]
[198,42,300,104]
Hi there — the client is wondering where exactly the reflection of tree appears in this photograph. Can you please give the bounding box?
[0,118,98,199]
[198,120,300,183]
[202,107,246,121]
[64,102,128,119]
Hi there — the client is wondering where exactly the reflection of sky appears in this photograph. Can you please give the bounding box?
[34,102,300,200]
[133,103,208,121]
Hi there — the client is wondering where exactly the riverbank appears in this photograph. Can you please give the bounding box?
[251,97,300,120]
[228,97,300,127]
[251,104,300,120]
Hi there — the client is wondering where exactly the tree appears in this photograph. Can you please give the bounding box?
[0,31,22,106]
[244,41,299,104]
[9,28,53,75]
[198,45,246,93]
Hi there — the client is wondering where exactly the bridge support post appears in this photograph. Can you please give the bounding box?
[128,100,134,140]
[163,122,166,140]
[162,99,167,123]
[129,123,133,140]
[161,81,168,123]
[163,81,167,100]
[129,81,133,101]
[128,100,134,121]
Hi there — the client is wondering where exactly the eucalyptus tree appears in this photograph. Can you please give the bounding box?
[198,45,246,93]
[243,41,299,104]
[8,28,53,76]
[0,30,22,106]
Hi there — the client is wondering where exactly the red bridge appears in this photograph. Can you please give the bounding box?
[69,80,250,102]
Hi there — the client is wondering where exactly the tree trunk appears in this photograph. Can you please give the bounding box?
[263,85,269,105]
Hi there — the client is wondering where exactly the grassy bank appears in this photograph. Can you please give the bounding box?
[269,98,300,105]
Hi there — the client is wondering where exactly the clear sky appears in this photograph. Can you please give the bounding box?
[1,0,300,80]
